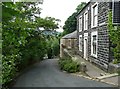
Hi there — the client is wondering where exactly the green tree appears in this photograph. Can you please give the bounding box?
[2,2,59,87]
[36,17,59,30]
[63,2,87,34]
[75,2,87,12]
[63,12,77,34]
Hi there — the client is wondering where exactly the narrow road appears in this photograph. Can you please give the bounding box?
[13,59,114,87]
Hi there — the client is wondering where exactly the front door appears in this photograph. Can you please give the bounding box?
[84,33,88,60]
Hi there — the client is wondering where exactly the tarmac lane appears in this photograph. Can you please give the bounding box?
[13,58,116,87]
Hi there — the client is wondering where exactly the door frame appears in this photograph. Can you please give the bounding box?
[84,33,88,60]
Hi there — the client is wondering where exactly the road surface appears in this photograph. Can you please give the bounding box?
[13,59,114,87]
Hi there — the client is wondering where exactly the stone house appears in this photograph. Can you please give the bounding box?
[76,1,120,71]
[60,31,77,58]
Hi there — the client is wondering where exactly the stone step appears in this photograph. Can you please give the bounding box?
[96,73,118,79]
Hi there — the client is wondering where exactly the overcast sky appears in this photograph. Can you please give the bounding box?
[40,0,89,32]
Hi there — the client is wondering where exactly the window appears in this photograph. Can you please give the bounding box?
[79,16,82,32]
[79,35,82,51]
[93,35,97,54]
[84,11,88,30]
[91,3,98,28]
[91,31,97,57]
[112,1,120,24]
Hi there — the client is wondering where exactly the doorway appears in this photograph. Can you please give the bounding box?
[84,33,88,60]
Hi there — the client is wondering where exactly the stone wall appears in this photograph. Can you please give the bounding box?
[108,63,120,73]
[60,38,77,58]
[77,2,112,70]
[97,25,110,69]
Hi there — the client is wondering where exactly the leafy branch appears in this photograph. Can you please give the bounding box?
[108,10,120,64]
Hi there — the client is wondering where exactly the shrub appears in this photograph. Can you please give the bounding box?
[108,11,120,63]
[46,36,60,59]
[113,59,120,64]
[52,38,60,56]
[2,55,17,84]
[58,58,80,73]
[58,58,72,70]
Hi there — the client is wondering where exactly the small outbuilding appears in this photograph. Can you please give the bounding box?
[60,31,77,58]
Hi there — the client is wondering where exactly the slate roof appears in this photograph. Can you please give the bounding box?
[62,30,77,39]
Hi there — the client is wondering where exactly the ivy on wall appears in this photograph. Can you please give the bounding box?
[108,10,120,64]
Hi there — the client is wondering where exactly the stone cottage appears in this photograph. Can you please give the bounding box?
[60,31,77,58]
[76,1,120,71]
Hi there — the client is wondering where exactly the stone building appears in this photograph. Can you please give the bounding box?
[60,31,77,58]
[76,1,120,71]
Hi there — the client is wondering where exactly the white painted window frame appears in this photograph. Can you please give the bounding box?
[79,35,82,52]
[91,2,98,28]
[91,31,98,58]
[84,10,88,30]
[79,16,82,32]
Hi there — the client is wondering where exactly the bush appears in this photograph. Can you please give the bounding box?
[52,38,60,56]
[58,58,71,70]
[58,58,80,73]
[2,55,17,84]
[46,37,60,58]
[113,59,120,64]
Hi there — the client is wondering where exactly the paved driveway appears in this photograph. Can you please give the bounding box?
[13,59,114,87]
